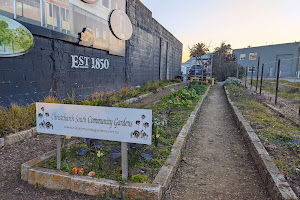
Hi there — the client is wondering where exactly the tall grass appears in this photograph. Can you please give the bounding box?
[0,104,36,137]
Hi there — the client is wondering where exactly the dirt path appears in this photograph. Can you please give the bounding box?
[166,85,271,200]
[131,83,186,107]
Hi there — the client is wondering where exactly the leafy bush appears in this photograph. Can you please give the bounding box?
[224,77,241,86]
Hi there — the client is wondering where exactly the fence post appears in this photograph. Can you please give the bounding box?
[250,67,254,88]
[245,66,248,88]
[260,64,264,95]
[275,60,280,105]
[255,56,260,92]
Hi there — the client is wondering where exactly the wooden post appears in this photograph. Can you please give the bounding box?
[256,56,260,92]
[250,66,254,89]
[260,64,264,95]
[275,60,280,105]
[57,135,62,170]
[121,142,128,180]
[245,66,248,88]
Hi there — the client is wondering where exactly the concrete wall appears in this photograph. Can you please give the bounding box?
[0,0,182,107]
[233,42,300,78]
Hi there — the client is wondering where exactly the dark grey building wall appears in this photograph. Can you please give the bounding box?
[0,0,182,107]
[233,42,300,78]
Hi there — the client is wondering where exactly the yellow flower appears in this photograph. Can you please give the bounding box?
[187,105,190,107]
[156,134,160,138]
[66,136,72,139]
[97,151,103,157]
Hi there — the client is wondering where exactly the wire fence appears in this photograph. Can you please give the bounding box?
[242,57,300,116]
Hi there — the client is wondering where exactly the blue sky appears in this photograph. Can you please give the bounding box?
[141,0,300,62]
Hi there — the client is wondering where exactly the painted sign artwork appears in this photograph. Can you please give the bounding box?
[0,0,131,56]
[0,14,34,57]
[109,9,133,41]
[36,103,152,145]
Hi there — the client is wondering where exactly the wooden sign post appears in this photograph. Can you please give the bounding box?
[57,135,61,170]
[121,142,128,179]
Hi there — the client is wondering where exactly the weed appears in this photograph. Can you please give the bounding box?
[226,83,300,180]
[129,174,147,183]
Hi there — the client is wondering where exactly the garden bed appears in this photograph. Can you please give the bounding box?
[0,80,182,147]
[21,84,210,199]
[225,82,299,199]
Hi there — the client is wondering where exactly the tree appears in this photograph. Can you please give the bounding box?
[0,20,9,52]
[212,42,244,81]
[13,27,33,52]
[189,43,209,83]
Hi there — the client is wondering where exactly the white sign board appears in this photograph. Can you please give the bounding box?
[36,103,152,145]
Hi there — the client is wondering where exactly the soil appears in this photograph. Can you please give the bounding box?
[165,85,271,200]
[130,83,187,106]
[0,83,186,200]
[0,134,94,200]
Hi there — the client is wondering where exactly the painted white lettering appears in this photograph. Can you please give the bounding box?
[79,56,84,66]
[91,58,95,69]
[99,59,104,70]
[71,55,109,70]
[95,58,101,69]
[84,57,90,67]
[104,59,109,69]
[71,55,79,68]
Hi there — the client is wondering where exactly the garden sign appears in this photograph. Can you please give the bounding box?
[36,102,152,179]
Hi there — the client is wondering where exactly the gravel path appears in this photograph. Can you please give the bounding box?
[166,85,271,200]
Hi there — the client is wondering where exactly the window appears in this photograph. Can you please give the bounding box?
[66,10,69,22]
[61,8,66,21]
[102,0,109,8]
[248,66,256,73]
[240,54,246,60]
[49,4,52,17]
[249,53,257,60]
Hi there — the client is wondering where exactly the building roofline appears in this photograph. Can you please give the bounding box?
[233,41,300,51]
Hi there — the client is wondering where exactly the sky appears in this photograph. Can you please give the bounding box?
[140,0,300,63]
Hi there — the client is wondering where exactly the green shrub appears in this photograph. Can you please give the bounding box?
[224,77,241,86]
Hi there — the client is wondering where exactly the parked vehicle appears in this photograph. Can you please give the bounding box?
[188,65,207,80]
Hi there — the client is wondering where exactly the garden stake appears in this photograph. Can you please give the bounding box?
[121,142,128,180]
[260,64,264,95]
[275,59,280,105]
[245,66,248,88]
[255,56,260,92]
[57,135,62,170]
[250,66,254,89]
